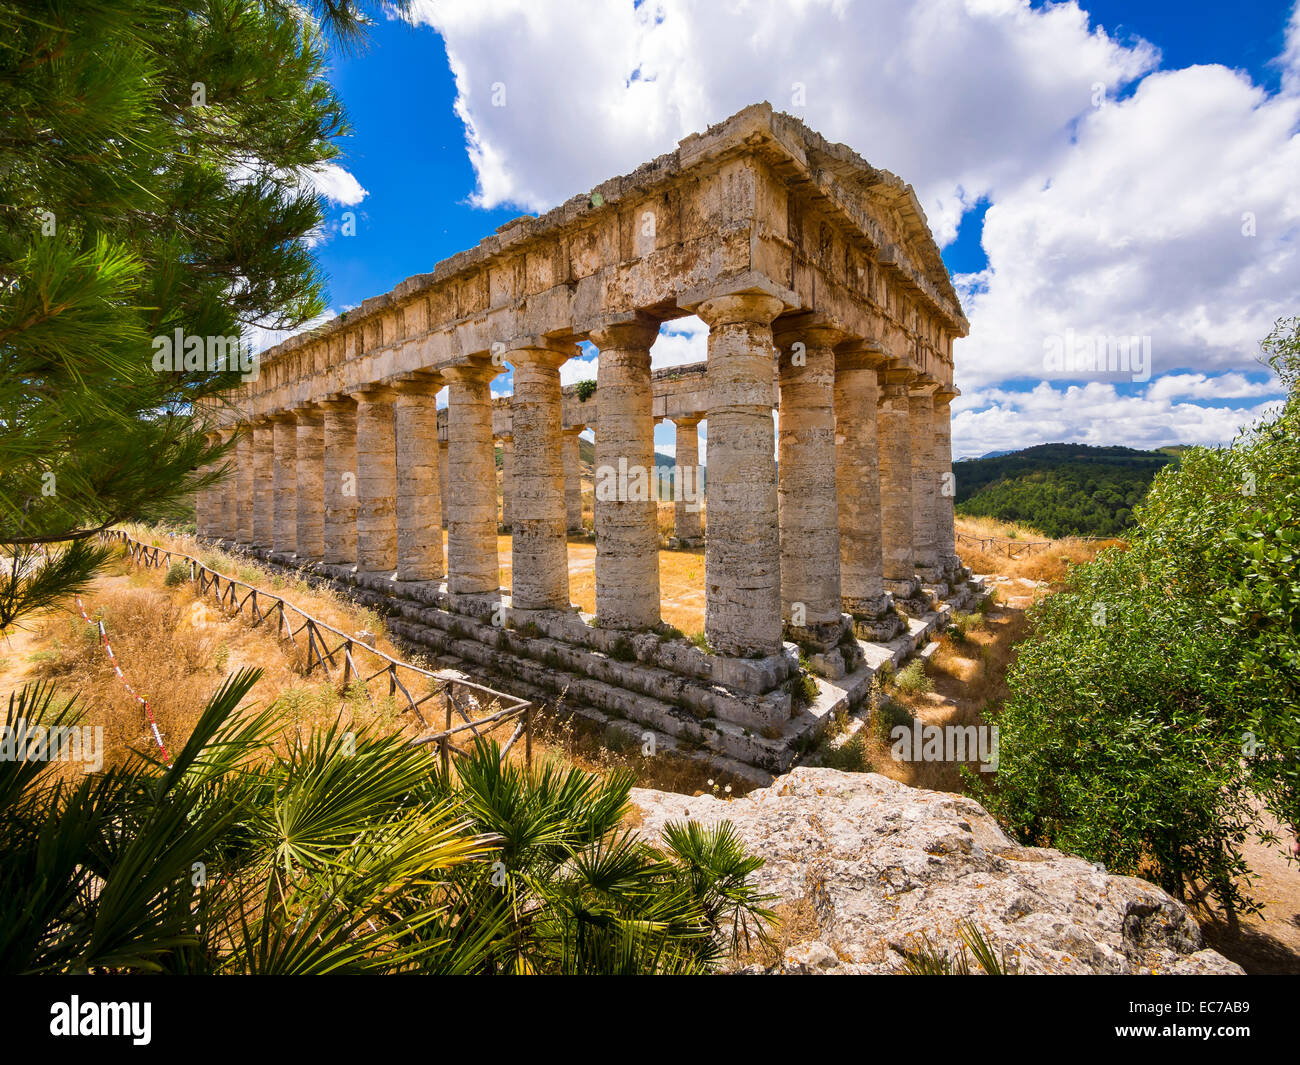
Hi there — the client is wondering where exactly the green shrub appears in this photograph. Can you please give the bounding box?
[892,659,932,695]
[872,694,914,742]
[981,318,1300,914]
[786,669,819,710]
[163,561,190,586]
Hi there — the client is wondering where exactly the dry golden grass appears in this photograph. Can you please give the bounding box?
[11,529,751,796]
[20,550,430,773]
[733,865,830,969]
[954,515,1121,584]
[817,598,1032,794]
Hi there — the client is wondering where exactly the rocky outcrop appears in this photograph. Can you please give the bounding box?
[630,768,1242,975]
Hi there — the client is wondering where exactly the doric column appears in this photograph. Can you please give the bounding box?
[294,406,325,562]
[877,366,917,595]
[509,342,573,611]
[774,318,843,650]
[498,435,514,529]
[562,428,584,532]
[321,398,358,565]
[438,439,450,528]
[219,430,239,540]
[393,376,444,582]
[933,386,960,573]
[270,413,298,556]
[910,383,941,582]
[195,434,217,537]
[590,314,660,629]
[672,416,703,545]
[350,386,398,573]
[685,281,791,658]
[251,420,275,548]
[235,425,255,544]
[443,360,500,600]
[834,344,891,618]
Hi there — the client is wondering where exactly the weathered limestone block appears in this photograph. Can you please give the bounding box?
[909,385,942,582]
[393,378,443,581]
[499,435,514,529]
[294,406,325,561]
[443,361,501,602]
[510,344,573,611]
[673,415,703,545]
[235,427,255,544]
[631,768,1243,975]
[775,320,843,651]
[562,427,584,532]
[350,386,398,573]
[834,345,891,621]
[876,368,917,597]
[689,284,789,658]
[251,421,274,548]
[591,315,661,629]
[321,398,358,565]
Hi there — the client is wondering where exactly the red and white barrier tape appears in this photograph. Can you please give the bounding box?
[74,595,172,766]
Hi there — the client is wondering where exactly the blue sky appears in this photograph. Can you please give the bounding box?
[280,0,1300,459]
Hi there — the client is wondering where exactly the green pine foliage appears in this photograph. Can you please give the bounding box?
[0,1,400,631]
[979,318,1300,913]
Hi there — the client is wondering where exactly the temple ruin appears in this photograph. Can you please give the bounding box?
[194,103,986,777]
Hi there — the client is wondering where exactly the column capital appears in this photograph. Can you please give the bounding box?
[587,311,660,350]
[293,403,326,422]
[834,338,892,372]
[391,371,443,400]
[878,365,917,392]
[349,383,399,405]
[677,270,798,326]
[673,413,702,429]
[908,378,940,398]
[267,409,297,424]
[442,357,501,386]
[507,339,577,372]
[773,311,850,352]
[933,385,960,407]
[318,394,357,411]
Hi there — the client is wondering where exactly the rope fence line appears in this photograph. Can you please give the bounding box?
[105,530,533,771]
[74,594,172,765]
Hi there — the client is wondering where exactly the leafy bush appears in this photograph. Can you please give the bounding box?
[163,561,190,587]
[872,694,914,742]
[893,659,933,695]
[983,318,1300,912]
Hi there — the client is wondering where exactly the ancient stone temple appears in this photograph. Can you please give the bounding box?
[194,103,984,777]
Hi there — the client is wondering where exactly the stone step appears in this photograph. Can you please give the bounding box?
[377,611,797,772]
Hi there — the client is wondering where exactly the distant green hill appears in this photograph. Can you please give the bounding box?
[954,443,1178,538]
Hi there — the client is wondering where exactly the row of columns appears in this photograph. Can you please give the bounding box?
[198,309,956,661]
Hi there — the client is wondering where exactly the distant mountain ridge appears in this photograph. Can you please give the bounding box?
[953,442,1178,538]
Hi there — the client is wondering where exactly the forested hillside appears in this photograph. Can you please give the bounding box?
[954,443,1178,538]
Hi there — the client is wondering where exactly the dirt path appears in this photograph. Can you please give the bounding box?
[1194,805,1300,974]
